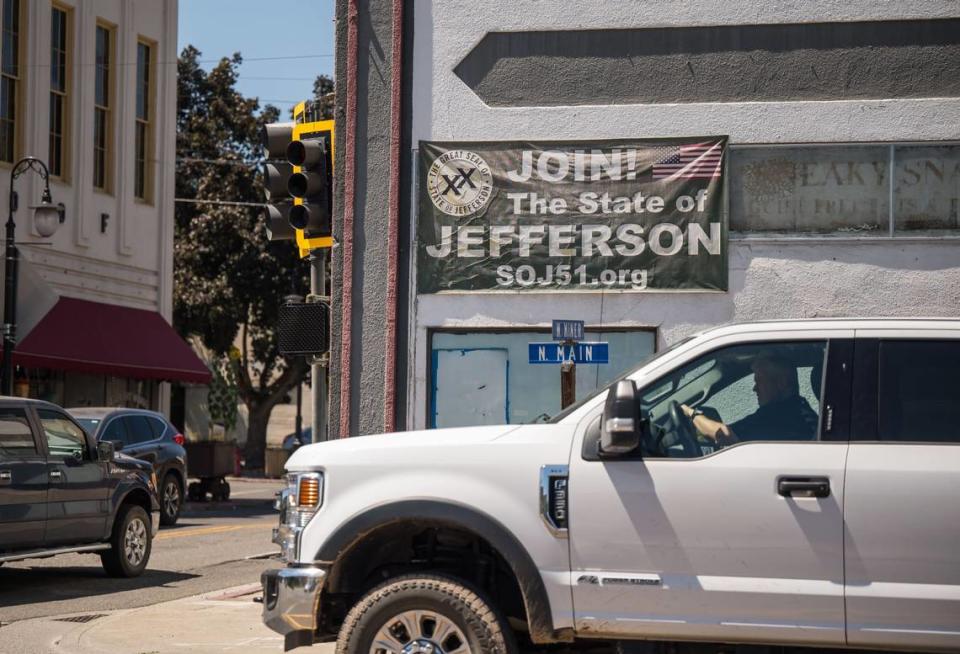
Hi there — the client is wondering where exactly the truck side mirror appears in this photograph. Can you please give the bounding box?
[98,440,117,461]
[600,380,640,455]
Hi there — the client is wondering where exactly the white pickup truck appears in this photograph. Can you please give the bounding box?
[261,319,960,654]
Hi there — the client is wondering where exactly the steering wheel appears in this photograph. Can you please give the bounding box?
[667,401,703,458]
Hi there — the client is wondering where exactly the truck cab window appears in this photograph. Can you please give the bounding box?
[37,409,88,460]
[639,341,827,458]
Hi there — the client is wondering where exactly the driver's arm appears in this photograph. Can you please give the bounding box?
[681,404,738,444]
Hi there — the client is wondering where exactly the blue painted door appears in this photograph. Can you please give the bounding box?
[431,348,508,428]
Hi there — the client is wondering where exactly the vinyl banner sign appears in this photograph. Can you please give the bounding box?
[417,137,728,293]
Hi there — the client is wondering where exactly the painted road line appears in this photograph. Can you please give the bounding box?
[155,523,274,541]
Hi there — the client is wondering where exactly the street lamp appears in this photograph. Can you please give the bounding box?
[3,157,64,396]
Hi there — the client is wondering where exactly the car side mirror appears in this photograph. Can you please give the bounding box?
[98,440,118,461]
[600,380,641,456]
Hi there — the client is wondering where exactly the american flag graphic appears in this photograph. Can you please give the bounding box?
[652,141,724,180]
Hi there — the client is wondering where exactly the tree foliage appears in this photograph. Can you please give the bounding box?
[174,46,309,468]
[311,74,335,119]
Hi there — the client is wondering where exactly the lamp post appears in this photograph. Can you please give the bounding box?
[3,157,63,396]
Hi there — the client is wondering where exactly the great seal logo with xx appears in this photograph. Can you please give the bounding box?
[427,150,494,217]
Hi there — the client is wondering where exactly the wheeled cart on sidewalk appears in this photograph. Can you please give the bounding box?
[184,441,234,501]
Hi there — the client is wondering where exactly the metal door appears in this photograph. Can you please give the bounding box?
[844,336,960,651]
[0,407,47,549]
[431,348,508,428]
[568,334,853,646]
[36,408,109,545]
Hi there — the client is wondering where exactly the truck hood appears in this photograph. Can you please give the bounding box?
[285,423,530,471]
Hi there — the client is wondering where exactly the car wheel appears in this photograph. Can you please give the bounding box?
[101,504,152,578]
[160,473,182,526]
[336,574,516,654]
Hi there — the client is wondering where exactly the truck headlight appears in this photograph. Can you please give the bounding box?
[274,472,323,562]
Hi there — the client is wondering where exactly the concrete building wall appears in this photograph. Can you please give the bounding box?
[330,0,403,437]
[403,0,960,430]
[0,0,178,410]
[332,0,960,436]
[1,0,177,314]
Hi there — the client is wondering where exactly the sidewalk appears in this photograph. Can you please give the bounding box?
[54,583,334,654]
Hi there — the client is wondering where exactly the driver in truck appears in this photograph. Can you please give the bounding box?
[680,354,819,446]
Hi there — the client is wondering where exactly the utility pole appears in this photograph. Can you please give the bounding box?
[310,249,328,441]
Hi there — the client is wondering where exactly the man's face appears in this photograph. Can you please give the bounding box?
[752,361,785,406]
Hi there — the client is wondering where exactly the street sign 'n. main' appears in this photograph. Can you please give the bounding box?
[528,342,609,364]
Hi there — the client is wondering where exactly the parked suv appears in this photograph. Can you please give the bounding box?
[0,398,159,577]
[262,319,960,653]
[69,408,187,526]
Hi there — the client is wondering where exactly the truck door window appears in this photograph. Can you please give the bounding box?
[878,340,960,443]
[639,341,827,458]
[37,409,88,460]
[0,408,37,457]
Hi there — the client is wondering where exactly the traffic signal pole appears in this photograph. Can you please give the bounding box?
[310,248,328,442]
[263,113,334,443]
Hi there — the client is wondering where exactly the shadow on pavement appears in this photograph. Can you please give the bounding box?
[181,498,278,520]
[0,566,198,608]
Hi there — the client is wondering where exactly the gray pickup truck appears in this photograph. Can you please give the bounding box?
[0,398,159,577]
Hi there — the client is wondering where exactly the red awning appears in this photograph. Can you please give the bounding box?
[14,297,212,384]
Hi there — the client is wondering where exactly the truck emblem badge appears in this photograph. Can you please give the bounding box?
[539,465,569,538]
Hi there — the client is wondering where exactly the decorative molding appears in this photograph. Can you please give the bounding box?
[455,19,960,108]
[116,1,134,256]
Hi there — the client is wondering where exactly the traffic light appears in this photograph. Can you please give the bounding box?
[286,136,331,238]
[261,123,296,242]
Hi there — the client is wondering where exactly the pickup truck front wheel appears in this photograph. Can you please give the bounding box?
[336,574,516,654]
[100,504,152,578]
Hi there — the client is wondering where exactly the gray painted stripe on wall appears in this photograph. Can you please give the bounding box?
[455,19,960,107]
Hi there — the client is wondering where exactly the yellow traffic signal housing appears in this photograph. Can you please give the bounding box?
[292,101,334,257]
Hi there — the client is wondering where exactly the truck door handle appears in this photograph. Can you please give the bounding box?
[0,470,11,485]
[778,476,830,498]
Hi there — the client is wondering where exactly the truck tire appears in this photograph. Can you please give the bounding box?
[100,504,152,578]
[159,473,182,526]
[336,574,516,654]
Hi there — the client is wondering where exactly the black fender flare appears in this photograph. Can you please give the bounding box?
[105,479,157,539]
[313,499,571,644]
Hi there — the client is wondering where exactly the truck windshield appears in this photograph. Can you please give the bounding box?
[546,335,696,424]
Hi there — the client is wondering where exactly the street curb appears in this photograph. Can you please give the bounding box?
[204,581,262,600]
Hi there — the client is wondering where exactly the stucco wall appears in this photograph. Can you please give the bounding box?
[330,0,400,438]
[401,0,960,430]
[1,0,178,315]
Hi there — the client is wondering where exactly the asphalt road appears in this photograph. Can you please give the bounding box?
[0,478,283,624]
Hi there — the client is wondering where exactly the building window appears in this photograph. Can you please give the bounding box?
[1,0,22,163]
[730,143,960,237]
[134,40,152,201]
[429,329,656,428]
[49,5,70,179]
[93,23,113,191]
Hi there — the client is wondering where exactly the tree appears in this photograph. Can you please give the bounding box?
[289,74,334,121]
[174,46,310,469]
[312,74,335,119]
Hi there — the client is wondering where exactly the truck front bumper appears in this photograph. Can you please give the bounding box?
[261,566,327,640]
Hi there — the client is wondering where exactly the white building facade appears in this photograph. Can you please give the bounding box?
[0,0,208,412]
[328,1,960,437]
